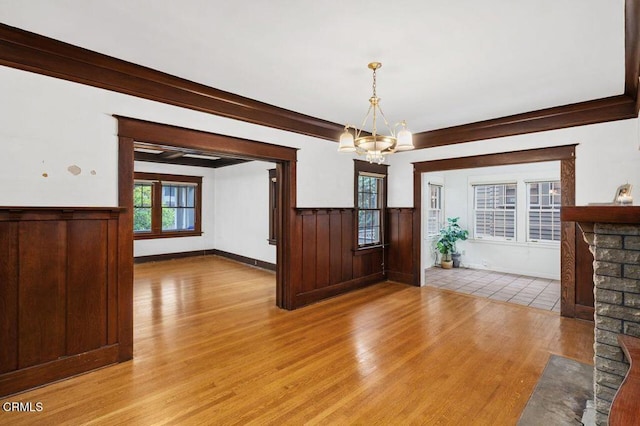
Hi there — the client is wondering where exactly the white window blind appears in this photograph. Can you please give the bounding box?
[426,184,443,237]
[527,181,561,242]
[474,183,516,240]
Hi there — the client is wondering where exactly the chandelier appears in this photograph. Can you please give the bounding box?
[338,62,414,164]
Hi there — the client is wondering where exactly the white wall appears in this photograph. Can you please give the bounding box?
[422,162,561,280]
[214,161,276,264]
[388,117,640,207]
[132,161,216,257]
[0,65,356,209]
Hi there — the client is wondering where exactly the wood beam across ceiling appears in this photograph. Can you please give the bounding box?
[0,0,638,150]
[626,0,640,114]
[134,151,250,169]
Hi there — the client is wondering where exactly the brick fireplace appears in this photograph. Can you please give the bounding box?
[562,206,640,425]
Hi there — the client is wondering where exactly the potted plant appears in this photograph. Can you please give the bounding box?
[436,217,469,269]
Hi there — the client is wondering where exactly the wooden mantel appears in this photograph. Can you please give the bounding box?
[561,205,640,226]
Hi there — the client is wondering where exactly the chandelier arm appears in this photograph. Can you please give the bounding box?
[375,104,396,138]
[356,104,373,140]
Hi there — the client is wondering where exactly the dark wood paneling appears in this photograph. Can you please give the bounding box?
[386,208,415,284]
[18,221,67,369]
[292,208,386,308]
[0,222,18,374]
[341,210,354,282]
[0,345,119,398]
[301,212,317,294]
[107,218,119,345]
[560,157,578,318]
[329,211,343,285]
[575,224,595,316]
[66,220,108,354]
[315,212,331,288]
[0,207,125,397]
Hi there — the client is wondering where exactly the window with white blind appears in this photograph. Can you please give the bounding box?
[527,181,561,242]
[426,183,443,237]
[474,183,516,240]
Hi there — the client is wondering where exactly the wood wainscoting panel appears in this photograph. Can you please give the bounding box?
[292,208,385,308]
[18,220,67,369]
[0,222,18,374]
[386,208,415,284]
[66,220,109,355]
[0,207,125,397]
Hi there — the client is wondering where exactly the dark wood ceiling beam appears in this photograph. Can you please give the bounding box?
[159,151,185,160]
[413,144,577,173]
[412,95,636,149]
[134,151,250,169]
[0,23,344,142]
[626,0,640,113]
[1,1,638,151]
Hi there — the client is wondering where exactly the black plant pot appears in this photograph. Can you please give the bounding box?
[451,252,461,268]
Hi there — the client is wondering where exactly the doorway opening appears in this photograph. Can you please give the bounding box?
[116,116,298,360]
[412,145,593,319]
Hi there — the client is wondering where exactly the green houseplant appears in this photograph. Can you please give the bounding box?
[436,217,469,269]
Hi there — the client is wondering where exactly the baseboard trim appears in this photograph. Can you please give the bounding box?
[134,249,276,271]
[212,249,277,272]
[134,249,217,264]
[386,270,415,285]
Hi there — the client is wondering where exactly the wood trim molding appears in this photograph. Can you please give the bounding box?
[117,136,135,361]
[1,3,638,151]
[413,145,579,318]
[413,144,577,173]
[117,117,297,310]
[211,250,277,272]
[626,0,640,113]
[0,23,343,142]
[134,250,277,271]
[117,116,297,162]
[411,96,636,149]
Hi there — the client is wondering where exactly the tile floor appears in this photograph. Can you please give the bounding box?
[425,267,561,312]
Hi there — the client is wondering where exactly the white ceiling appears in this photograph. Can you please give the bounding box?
[0,0,626,134]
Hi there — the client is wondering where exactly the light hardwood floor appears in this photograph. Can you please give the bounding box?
[0,256,594,425]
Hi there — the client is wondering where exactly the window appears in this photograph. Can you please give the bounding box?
[426,183,443,237]
[474,183,516,240]
[355,160,387,248]
[268,168,277,245]
[527,181,561,242]
[133,172,202,239]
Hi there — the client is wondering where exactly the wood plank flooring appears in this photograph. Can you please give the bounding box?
[0,255,594,425]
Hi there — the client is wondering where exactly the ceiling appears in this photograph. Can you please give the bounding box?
[0,1,626,135]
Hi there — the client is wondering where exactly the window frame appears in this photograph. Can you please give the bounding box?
[426,183,443,237]
[133,172,203,240]
[473,182,517,241]
[526,180,561,243]
[354,160,388,250]
[268,168,278,245]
